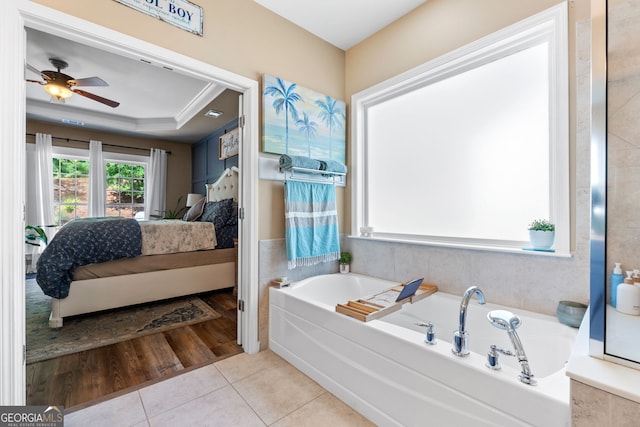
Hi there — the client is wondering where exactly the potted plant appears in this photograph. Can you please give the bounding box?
[528,219,555,250]
[25,225,48,247]
[339,252,352,273]
[25,225,49,275]
[153,196,188,219]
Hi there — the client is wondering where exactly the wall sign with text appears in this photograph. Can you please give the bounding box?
[219,128,239,160]
[114,0,203,36]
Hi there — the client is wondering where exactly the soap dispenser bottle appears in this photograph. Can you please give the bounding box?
[611,262,624,308]
[616,271,640,315]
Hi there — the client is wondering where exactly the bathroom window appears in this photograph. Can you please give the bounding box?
[351,4,569,253]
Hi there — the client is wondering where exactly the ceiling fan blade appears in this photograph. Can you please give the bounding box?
[69,76,109,87]
[26,63,50,81]
[72,88,120,108]
[26,79,46,85]
[26,63,41,75]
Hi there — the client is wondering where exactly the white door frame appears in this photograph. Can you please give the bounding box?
[1,0,260,404]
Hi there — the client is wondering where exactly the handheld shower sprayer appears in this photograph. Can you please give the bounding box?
[487,310,536,385]
[487,309,521,331]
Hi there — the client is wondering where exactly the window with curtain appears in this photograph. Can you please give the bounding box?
[50,146,148,225]
[351,4,569,253]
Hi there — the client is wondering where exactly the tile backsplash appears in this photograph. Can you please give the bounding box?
[346,237,589,316]
[258,238,342,350]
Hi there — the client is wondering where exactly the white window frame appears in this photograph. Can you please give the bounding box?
[351,4,569,255]
[52,147,91,225]
[104,156,147,218]
[52,146,149,219]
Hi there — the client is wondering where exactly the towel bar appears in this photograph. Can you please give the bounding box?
[280,166,345,185]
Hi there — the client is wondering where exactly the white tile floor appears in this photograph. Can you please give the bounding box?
[64,350,375,426]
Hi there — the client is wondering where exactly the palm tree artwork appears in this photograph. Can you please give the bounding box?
[263,74,346,163]
[296,112,318,157]
[315,96,345,160]
[263,76,302,155]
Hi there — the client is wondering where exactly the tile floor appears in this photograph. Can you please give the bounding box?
[64,349,375,426]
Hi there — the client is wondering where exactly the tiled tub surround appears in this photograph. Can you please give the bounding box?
[567,313,640,425]
[259,235,589,322]
[270,273,578,426]
[258,238,346,350]
[345,237,590,317]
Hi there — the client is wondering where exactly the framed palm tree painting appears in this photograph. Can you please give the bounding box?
[262,74,346,163]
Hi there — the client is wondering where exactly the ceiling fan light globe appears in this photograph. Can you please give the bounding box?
[44,83,72,99]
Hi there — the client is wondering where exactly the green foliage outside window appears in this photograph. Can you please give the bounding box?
[52,157,146,224]
[53,158,90,176]
[62,197,80,213]
[106,162,145,207]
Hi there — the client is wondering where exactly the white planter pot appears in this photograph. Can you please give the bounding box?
[340,264,350,273]
[529,230,555,250]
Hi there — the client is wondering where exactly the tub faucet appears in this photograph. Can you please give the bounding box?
[452,286,485,357]
[487,310,536,385]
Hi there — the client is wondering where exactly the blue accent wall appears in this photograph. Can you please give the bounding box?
[191,118,239,193]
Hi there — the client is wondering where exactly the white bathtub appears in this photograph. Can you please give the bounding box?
[269,273,578,427]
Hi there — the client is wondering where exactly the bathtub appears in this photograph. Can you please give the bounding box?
[269,273,578,427]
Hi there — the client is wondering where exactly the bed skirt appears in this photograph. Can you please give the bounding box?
[49,249,237,328]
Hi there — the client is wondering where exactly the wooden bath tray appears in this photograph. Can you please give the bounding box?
[335,279,438,322]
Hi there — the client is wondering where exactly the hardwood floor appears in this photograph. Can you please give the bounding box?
[25,288,242,411]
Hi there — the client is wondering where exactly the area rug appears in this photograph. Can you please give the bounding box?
[25,279,221,364]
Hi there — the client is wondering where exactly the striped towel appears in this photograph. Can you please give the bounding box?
[284,180,340,270]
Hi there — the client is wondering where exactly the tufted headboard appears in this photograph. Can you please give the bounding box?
[206,166,239,202]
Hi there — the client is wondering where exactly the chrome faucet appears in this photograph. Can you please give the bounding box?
[487,310,536,385]
[452,286,485,357]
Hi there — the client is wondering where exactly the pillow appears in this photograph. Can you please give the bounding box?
[198,198,236,248]
[182,197,206,221]
[215,223,238,249]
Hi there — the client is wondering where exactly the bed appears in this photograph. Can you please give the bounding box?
[37,166,240,328]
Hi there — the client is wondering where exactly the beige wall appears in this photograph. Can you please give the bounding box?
[346,0,563,95]
[30,0,345,240]
[26,119,192,212]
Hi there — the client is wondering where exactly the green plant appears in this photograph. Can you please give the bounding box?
[528,219,555,232]
[158,196,188,219]
[25,225,48,246]
[339,252,352,265]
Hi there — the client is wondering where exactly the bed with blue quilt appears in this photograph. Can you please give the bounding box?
[39,167,239,327]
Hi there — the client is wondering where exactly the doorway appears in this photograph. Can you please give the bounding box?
[2,1,259,404]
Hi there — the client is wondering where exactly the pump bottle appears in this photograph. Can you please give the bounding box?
[611,262,624,308]
[616,271,640,316]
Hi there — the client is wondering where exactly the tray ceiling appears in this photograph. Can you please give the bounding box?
[25,28,238,143]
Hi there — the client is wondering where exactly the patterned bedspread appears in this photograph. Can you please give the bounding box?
[139,220,217,255]
[36,218,142,299]
[35,218,220,299]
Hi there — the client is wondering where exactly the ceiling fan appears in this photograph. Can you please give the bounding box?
[26,58,120,108]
